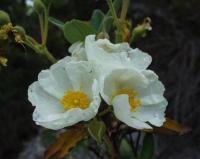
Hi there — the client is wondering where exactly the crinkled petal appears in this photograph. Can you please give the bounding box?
[102,68,148,105]
[85,35,124,72]
[69,42,87,61]
[85,35,152,72]
[38,56,76,99]
[112,95,152,129]
[65,61,97,99]
[138,70,165,105]
[28,82,64,117]
[128,48,152,70]
[32,79,101,130]
[132,99,167,127]
[95,38,131,54]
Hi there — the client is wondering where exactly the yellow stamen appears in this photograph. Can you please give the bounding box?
[60,91,90,111]
[2,23,13,33]
[115,88,141,111]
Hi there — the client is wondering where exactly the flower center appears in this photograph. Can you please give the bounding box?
[115,88,141,111]
[60,91,90,111]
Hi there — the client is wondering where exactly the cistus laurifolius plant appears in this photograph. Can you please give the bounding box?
[0,0,189,158]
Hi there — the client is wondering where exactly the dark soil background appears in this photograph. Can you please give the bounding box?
[0,0,200,158]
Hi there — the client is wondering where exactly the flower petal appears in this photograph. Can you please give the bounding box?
[138,70,166,105]
[33,80,101,130]
[128,48,152,70]
[85,35,152,72]
[69,42,87,61]
[95,38,131,54]
[28,82,64,117]
[102,68,148,104]
[38,56,76,99]
[85,35,125,72]
[132,99,167,127]
[112,95,152,129]
[65,61,97,99]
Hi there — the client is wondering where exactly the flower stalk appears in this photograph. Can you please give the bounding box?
[106,0,123,43]
[24,35,57,63]
[42,7,50,46]
[120,0,129,21]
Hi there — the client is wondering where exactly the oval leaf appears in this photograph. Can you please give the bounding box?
[49,17,64,31]
[88,118,106,144]
[90,9,105,32]
[139,133,155,159]
[63,19,96,44]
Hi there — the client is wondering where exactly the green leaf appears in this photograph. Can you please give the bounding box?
[49,17,64,31]
[102,16,114,32]
[139,133,155,159]
[63,19,96,44]
[33,0,45,14]
[119,139,135,159]
[98,0,122,32]
[106,0,123,17]
[88,118,106,144]
[90,9,105,32]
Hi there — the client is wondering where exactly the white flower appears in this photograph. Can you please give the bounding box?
[85,35,152,74]
[28,56,101,130]
[68,41,87,61]
[83,35,167,129]
[102,68,167,129]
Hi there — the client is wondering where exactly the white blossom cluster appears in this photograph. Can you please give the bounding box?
[28,35,167,130]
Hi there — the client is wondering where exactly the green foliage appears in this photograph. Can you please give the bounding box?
[33,0,46,14]
[63,19,96,44]
[90,9,105,32]
[97,0,122,33]
[49,17,64,31]
[139,133,155,159]
[107,0,122,17]
[101,16,114,33]
[119,139,135,159]
[88,118,106,144]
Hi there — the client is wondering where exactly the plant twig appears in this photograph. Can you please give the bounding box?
[24,35,57,63]
[120,0,129,20]
[39,14,44,43]
[42,7,49,46]
[107,0,118,21]
[98,106,112,117]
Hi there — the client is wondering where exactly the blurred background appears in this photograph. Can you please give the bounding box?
[0,0,200,158]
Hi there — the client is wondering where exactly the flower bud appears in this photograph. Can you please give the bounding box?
[33,0,45,14]
[12,26,26,43]
[13,26,26,38]
[131,17,152,43]
[0,10,11,27]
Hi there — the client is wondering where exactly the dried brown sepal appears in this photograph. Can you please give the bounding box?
[44,125,88,159]
[153,118,190,135]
